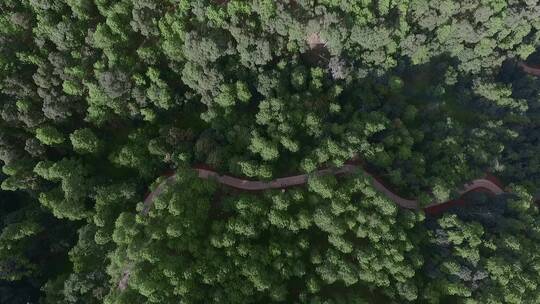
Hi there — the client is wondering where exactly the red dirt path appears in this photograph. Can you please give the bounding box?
[519,62,540,76]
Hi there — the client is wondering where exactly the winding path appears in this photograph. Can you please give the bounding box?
[519,61,540,76]
[117,61,540,291]
[151,166,508,210]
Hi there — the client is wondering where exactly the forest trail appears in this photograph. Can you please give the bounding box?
[142,166,505,212]
[519,62,540,76]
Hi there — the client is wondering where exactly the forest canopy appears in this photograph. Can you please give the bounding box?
[0,0,539,303]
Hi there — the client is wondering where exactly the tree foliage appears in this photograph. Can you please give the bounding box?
[0,0,539,303]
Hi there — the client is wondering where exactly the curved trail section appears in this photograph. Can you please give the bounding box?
[519,62,540,76]
[118,62,540,290]
[195,165,504,210]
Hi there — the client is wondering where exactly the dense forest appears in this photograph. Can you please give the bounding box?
[1,0,539,303]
